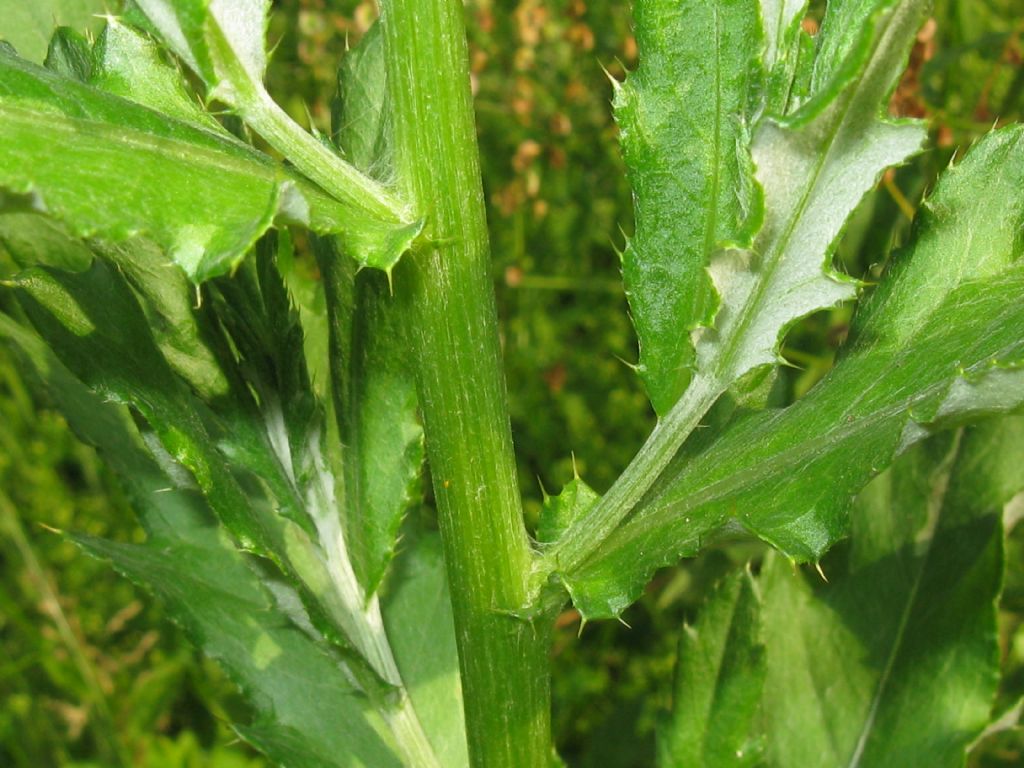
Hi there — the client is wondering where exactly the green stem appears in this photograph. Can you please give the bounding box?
[377,1,553,765]
[241,88,409,223]
[539,375,721,580]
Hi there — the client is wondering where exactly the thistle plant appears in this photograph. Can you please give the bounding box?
[1,1,1023,766]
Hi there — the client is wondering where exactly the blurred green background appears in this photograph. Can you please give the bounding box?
[2,0,1024,765]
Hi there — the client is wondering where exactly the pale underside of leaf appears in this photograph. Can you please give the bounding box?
[543,0,929,611]
[561,124,1024,620]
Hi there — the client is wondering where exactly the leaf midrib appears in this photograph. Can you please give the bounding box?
[618,296,1024,550]
[708,4,909,391]
[845,437,958,767]
[0,102,283,180]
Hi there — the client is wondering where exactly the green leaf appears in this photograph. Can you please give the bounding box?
[334,21,390,174]
[537,475,599,545]
[0,0,109,64]
[320,23,424,597]
[541,0,931,612]
[0,313,403,768]
[128,0,270,106]
[10,259,279,556]
[90,17,224,130]
[759,417,1019,766]
[616,0,762,415]
[795,0,907,122]
[333,264,425,597]
[44,27,93,81]
[0,212,92,274]
[382,527,469,768]
[127,0,413,231]
[563,125,1024,619]
[657,569,765,768]
[0,48,413,280]
[759,0,813,115]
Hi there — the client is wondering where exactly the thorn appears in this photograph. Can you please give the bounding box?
[303,102,320,138]
[598,60,622,90]
[193,284,202,310]
[385,267,394,295]
[612,353,641,373]
[570,452,580,480]
[36,522,63,535]
[814,561,828,583]
[537,475,549,501]
[616,614,632,629]
[577,616,588,638]
[154,487,174,494]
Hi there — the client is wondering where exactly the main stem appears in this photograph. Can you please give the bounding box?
[378,1,553,766]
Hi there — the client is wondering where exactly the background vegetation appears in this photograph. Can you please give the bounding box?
[2,0,1024,765]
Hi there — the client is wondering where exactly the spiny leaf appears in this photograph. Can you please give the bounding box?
[0,47,415,280]
[759,417,1018,766]
[692,0,926,395]
[564,125,1024,619]
[0,313,402,767]
[382,526,469,768]
[320,22,424,597]
[537,475,599,545]
[657,569,765,768]
[545,0,930,614]
[90,17,224,130]
[616,0,762,415]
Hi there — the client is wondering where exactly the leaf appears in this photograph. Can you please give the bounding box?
[564,124,1024,619]
[616,0,762,415]
[657,569,765,768]
[382,527,469,768]
[128,0,270,106]
[10,259,279,555]
[333,21,390,175]
[0,212,92,273]
[320,23,424,597]
[0,0,108,64]
[90,17,224,131]
[693,0,926,395]
[126,1,414,233]
[759,417,1020,767]
[537,475,599,545]
[0,47,414,280]
[796,0,907,122]
[44,27,93,81]
[545,0,931,615]
[0,313,403,768]
[760,0,814,116]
